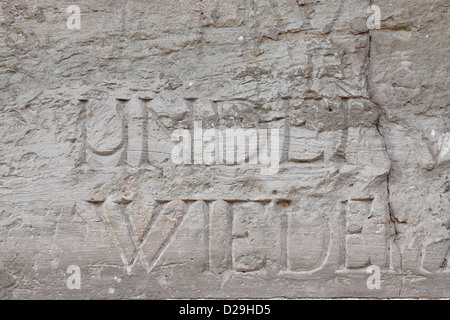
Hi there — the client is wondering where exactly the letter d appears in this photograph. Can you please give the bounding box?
[223,305,231,315]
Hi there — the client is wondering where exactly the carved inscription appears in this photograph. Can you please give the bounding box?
[79,98,155,169]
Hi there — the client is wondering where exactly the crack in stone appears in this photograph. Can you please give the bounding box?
[365,0,404,296]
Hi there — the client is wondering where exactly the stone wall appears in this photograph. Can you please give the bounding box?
[0,0,448,299]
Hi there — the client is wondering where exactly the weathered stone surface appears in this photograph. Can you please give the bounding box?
[0,0,448,299]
